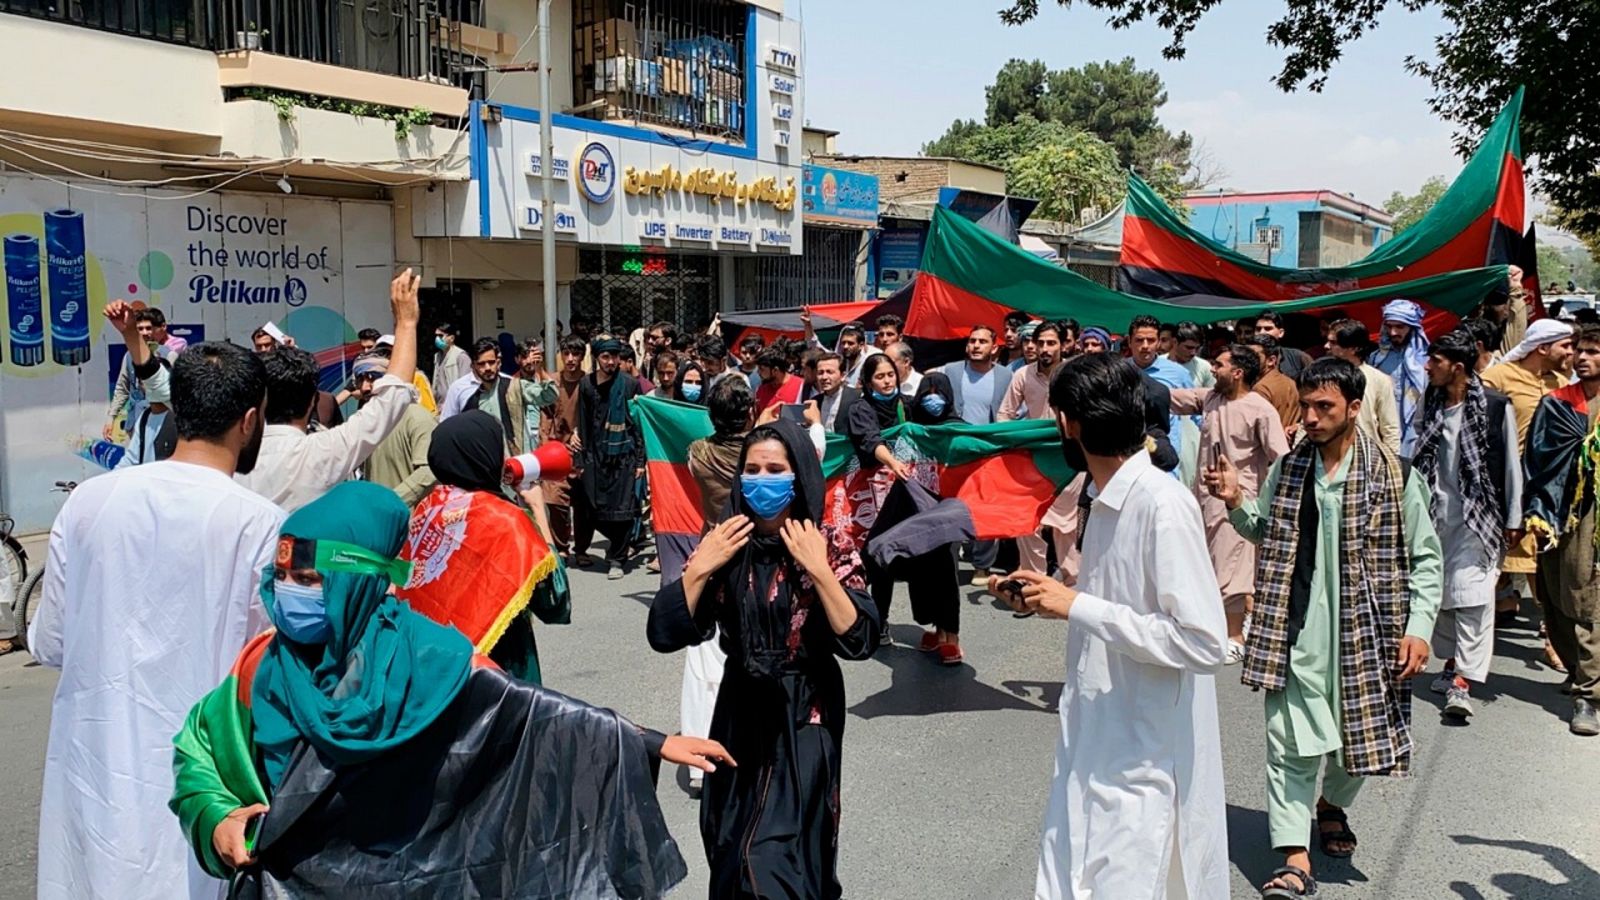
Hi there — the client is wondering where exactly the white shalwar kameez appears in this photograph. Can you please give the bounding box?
[1035,451,1231,900]
[1425,402,1522,682]
[29,461,285,900]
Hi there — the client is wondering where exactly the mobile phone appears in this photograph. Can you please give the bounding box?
[243,812,266,855]
[998,579,1026,604]
[1211,442,1225,470]
[779,403,807,425]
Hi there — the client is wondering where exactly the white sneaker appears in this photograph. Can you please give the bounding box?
[969,568,990,587]
[607,563,624,580]
[1225,640,1245,666]
[1430,668,1456,695]
[1444,682,1474,719]
[1241,613,1254,640]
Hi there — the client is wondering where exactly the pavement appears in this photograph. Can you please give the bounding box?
[2,552,1598,899]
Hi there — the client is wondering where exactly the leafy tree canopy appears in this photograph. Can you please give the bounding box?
[922,58,1201,221]
[1384,175,1450,234]
[998,0,1600,243]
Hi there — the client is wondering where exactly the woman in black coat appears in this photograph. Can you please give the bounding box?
[647,420,880,900]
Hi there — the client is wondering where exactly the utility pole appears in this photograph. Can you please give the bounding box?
[538,0,558,362]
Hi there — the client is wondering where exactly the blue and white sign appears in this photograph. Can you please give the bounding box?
[674,224,714,242]
[770,73,796,96]
[518,205,579,233]
[525,153,571,179]
[774,104,794,124]
[759,228,794,247]
[574,142,616,204]
[719,226,753,247]
[802,164,880,227]
[766,45,798,71]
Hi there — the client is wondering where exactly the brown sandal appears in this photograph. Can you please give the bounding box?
[0,637,21,656]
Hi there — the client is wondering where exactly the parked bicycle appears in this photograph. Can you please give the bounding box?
[6,481,75,652]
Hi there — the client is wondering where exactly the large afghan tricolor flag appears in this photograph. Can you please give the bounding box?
[634,396,1075,550]
[904,204,1511,341]
[1116,89,1525,336]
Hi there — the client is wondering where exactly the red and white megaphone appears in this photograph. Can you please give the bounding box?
[504,441,574,491]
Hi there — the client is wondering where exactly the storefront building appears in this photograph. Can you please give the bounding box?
[412,2,806,335]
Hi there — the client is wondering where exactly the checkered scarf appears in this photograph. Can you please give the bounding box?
[1243,427,1416,777]
[1411,376,1503,560]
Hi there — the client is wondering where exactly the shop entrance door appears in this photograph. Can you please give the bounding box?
[417,281,473,380]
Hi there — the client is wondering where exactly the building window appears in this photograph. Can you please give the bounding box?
[1254,225,1283,249]
[572,247,719,334]
[570,0,746,142]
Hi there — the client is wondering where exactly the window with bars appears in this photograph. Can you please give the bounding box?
[733,226,857,310]
[570,0,747,142]
[572,247,720,334]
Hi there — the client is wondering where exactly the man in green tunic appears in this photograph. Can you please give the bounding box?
[1206,357,1442,898]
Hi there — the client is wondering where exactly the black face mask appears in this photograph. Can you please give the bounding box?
[1056,422,1087,473]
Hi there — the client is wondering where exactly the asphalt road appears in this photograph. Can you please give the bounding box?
[2,555,1598,899]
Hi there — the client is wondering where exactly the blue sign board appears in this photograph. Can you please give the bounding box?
[802,164,880,226]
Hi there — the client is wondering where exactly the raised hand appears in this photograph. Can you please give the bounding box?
[691,515,754,573]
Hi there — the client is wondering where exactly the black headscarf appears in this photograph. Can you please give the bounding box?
[721,420,826,682]
[427,410,505,494]
[910,371,959,425]
[859,353,903,430]
[675,361,707,405]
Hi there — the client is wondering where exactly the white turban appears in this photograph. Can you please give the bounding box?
[1504,318,1574,363]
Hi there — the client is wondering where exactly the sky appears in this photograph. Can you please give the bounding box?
[797,0,1471,208]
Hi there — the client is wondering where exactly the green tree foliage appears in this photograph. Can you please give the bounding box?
[998,0,1600,244]
[1006,131,1125,221]
[1383,175,1450,234]
[923,58,1198,221]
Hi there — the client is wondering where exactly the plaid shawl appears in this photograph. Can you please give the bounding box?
[1243,427,1416,777]
[1412,376,1503,560]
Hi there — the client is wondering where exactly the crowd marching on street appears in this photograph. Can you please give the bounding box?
[12,260,1600,900]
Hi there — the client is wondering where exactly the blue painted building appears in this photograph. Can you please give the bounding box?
[1183,189,1395,269]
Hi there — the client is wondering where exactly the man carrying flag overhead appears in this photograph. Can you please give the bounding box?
[1369,299,1432,458]
[1522,323,1600,736]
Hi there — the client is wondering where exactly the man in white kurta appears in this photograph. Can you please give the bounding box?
[29,332,287,900]
[997,353,1230,900]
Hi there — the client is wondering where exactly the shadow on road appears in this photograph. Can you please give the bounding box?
[851,631,1056,719]
[1448,835,1600,900]
[1226,803,1371,890]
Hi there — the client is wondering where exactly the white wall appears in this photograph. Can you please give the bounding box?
[0,173,394,531]
[0,16,223,139]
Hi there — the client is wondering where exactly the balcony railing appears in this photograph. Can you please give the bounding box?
[2,0,485,93]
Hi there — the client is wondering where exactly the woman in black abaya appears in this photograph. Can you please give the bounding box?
[646,420,880,900]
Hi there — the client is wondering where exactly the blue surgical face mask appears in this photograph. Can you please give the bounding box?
[681,382,703,402]
[434,336,447,352]
[741,472,796,520]
[272,579,331,644]
[920,394,948,417]
[871,389,897,402]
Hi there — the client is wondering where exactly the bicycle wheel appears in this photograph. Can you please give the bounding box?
[0,537,25,608]
[13,568,43,651]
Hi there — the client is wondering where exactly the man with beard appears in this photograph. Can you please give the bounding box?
[833,322,882,389]
[1001,321,1069,573]
[1126,314,1195,480]
[29,340,285,900]
[1523,323,1600,735]
[1368,298,1431,457]
[543,336,587,559]
[1323,319,1402,455]
[1413,331,1521,721]
[236,271,420,513]
[575,337,646,579]
[1169,344,1290,664]
[1207,358,1442,899]
[993,353,1230,900]
[353,352,437,506]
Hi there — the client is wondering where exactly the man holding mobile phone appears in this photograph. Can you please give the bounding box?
[991,353,1229,900]
[1169,343,1290,663]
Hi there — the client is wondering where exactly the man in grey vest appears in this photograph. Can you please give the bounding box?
[940,324,1014,583]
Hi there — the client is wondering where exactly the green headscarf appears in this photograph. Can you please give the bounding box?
[251,481,472,789]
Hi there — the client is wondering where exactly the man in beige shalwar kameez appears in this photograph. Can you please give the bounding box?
[1170,343,1290,662]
